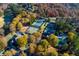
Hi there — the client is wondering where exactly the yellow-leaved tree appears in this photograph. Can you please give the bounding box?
[9,23,16,33]
[46,45,58,56]
[36,39,50,56]
[68,32,75,41]
[30,35,36,43]
[29,43,37,54]
[17,34,28,50]
[17,22,23,30]
[33,32,41,39]
[48,34,59,47]
[22,18,30,24]
[0,35,7,51]
[3,49,17,56]
[63,53,69,56]
[3,50,13,56]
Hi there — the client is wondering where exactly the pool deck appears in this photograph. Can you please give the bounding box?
[26,26,39,34]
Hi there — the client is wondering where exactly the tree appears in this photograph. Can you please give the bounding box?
[67,32,79,55]
[10,49,17,55]
[22,18,30,24]
[37,45,45,52]
[12,17,20,25]
[48,34,59,47]
[0,35,7,51]
[19,27,28,33]
[28,13,36,25]
[46,45,58,56]
[29,43,37,54]
[30,35,36,43]
[67,32,75,41]
[73,36,79,55]
[36,51,47,56]
[36,39,50,56]
[36,44,48,56]
[20,11,27,17]
[0,11,3,17]
[3,50,13,56]
[63,23,74,32]
[33,32,41,39]
[63,53,69,56]
[9,23,16,32]
[4,49,17,56]
[39,39,49,48]
[17,22,23,30]
[55,20,65,33]
[17,34,28,50]
[56,20,74,33]
[5,4,25,16]
[0,17,5,28]
[29,13,37,20]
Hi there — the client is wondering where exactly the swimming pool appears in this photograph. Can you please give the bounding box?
[58,35,67,47]
[43,22,57,37]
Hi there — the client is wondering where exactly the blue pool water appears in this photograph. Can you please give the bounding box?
[57,34,67,46]
[43,22,57,36]
[43,22,67,46]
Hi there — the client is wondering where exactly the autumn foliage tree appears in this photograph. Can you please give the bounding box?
[36,39,50,56]
[17,34,28,50]
[67,32,75,41]
[30,35,36,43]
[0,35,7,51]
[28,43,37,54]
[48,34,59,47]
[46,45,58,56]
[33,32,41,39]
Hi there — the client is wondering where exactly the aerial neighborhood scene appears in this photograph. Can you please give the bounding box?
[0,3,79,56]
